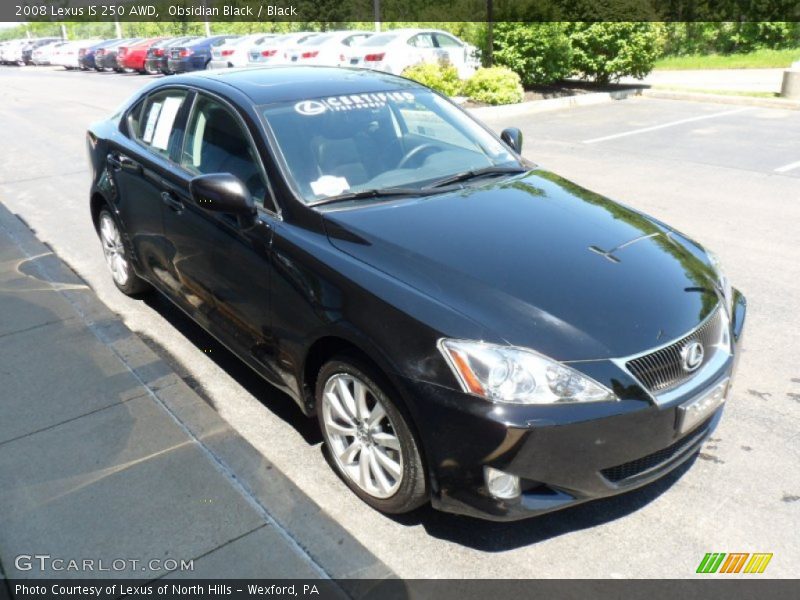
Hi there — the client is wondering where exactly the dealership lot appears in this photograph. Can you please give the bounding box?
[1,66,798,577]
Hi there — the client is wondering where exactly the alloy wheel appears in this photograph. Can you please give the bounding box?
[321,373,403,498]
[99,213,130,286]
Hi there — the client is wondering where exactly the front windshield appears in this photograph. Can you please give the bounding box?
[261,89,520,204]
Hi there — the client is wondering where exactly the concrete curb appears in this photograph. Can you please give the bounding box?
[643,88,800,110]
[466,85,799,121]
[467,87,643,119]
[0,202,393,584]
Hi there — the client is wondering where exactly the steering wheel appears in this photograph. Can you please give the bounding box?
[397,143,443,169]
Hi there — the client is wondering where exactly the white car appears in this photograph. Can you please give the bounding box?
[284,30,373,67]
[208,33,279,69]
[52,40,96,70]
[247,32,320,65]
[31,40,69,65]
[347,28,480,78]
[1,39,28,65]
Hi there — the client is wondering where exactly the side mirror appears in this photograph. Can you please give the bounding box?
[189,173,256,229]
[500,127,523,154]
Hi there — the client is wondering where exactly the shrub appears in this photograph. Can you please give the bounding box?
[463,67,524,105]
[493,23,573,86]
[401,62,463,97]
[567,22,666,84]
[663,22,800,56]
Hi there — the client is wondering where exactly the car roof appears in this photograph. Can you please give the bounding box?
[169,65,421,104]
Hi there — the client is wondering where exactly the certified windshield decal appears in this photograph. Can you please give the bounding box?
[294,91,416,116]
[294,100,327,116]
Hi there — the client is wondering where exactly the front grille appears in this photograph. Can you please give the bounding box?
[601,421,710,483]
[626,306,723,393]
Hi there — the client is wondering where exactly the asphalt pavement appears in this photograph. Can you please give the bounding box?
[0,66,798,579]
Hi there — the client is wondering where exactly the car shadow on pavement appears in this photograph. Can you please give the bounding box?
[141,292,322,445]
[388,456,697,551]
[139,292,695,551]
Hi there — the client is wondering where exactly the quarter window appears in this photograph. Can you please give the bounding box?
[131,89,188,157]
[181,95,269,208]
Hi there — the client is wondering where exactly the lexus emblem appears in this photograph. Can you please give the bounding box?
[681,341,705,372]
[294,100,327,116]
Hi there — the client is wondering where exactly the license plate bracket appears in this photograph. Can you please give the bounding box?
[677,378,729,434]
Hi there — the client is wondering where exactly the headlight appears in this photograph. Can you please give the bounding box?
[708,251,733,310]
[438,339,615,405]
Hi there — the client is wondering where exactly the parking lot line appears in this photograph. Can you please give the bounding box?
[774,159,800,174]
[582,107,753,144]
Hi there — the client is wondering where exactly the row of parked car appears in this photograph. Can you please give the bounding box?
[0,29,481,77]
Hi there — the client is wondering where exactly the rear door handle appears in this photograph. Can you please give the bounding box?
[161,191,184,212]
[108,153,141,174]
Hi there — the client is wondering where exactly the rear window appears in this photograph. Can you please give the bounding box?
[361,34,397,46]
[302,35,334,46]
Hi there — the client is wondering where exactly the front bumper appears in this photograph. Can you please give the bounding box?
[400,290,746,521]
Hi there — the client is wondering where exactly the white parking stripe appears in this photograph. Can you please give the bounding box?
[582,107,753,144]
[774,160,800,174]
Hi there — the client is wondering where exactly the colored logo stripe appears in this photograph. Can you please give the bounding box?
[697,553,726,573]
[697,552,773,574]
[720,553,749,573]
[744,553,773,574]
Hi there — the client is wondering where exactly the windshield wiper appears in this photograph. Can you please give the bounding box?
[423,166,527,190]
[309,187,435,208]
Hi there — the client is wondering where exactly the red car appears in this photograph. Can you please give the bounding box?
[119,37,164,73]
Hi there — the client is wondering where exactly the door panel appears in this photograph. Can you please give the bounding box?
[161,92,276,372]
[110,88,190,285]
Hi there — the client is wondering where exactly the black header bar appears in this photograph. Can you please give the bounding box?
[3,0,800,23]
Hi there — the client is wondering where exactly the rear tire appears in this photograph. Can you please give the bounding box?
[97,208,151,297]
[316,356,428,514]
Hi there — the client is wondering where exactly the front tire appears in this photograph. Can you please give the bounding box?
[316,357,427,514]
[97,208,151,296]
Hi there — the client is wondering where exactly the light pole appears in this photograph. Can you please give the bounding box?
[373,0,381,32]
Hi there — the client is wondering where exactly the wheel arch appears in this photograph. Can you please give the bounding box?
[90,191,110,234]
[303,333,432,493]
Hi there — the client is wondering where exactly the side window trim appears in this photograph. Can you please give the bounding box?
[178,89,280,217]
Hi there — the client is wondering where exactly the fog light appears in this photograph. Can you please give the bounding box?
[484,467,521,500]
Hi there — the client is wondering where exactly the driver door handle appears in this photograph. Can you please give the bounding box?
[161,191,184,212]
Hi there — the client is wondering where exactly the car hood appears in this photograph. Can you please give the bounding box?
[322,170,722,361]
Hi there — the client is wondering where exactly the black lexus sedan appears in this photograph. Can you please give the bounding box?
[87,67,746,520]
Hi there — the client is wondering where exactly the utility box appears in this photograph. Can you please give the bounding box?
[782,62,800,99]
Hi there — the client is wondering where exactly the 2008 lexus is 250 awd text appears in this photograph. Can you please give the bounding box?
[87,66,746,520]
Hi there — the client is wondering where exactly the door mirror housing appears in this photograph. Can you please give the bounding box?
[500,127,523,154]
[189,173,257,228]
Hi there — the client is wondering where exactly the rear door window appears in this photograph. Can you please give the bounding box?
[408,34,435,48]
[130,89,188,158]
